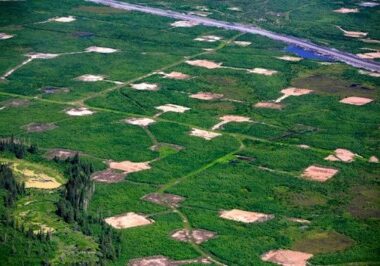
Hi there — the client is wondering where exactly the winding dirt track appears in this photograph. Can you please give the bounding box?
[86,0,380,73]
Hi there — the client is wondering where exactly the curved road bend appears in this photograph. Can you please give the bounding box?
[87,0,380,73]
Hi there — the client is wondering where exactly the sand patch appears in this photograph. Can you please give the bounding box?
[220,209,274,223]
[131,83,159,91]
[124,117,155,127]
[369,156,379,163]
[186,59,222,69]
[105,212,153,229]
[212,115,251,130]
[142,193,185,207]
[171,229,216,244]
[76,74,105,82]
[190,128,221,140]
[261,250,313,266]
[248,68,278,76]
[109,160,151,174]
[45,149,78,160]
[91,169,125,183]
[190,92,224,101]
[66,107,94,116]
[337,26,368,38]
[85,46,118,53]
[298,144,311,149]
[28,53,59,59]
[334,8,359,13]
[277,55,303,62]
[171,20,199,27]
[24,123,57,133]
[160,71,190,80]
[275,88,313,103]
[358,70,380,77]
[50,16,76,23]
[233,41,251,47]
[0,33,14,40]
[155,104,190,113]
[325,148,356,162]
[254,102,283,110]
[20,169,61,190]
[302,165,338,182]
[357,51,380,59]
[194,35,222,42]
[129,256,211,266]
[340,96,373,105]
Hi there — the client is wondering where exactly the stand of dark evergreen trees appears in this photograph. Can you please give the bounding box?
[0,164,25,207]
[0,136,38,159]
[56,154,122,263]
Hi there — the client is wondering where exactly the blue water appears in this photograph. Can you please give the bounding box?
[285,45,334,61]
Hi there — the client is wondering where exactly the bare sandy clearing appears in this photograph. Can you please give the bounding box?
[337,26,368,38]
[302,165,338,182]
[20,168,61,190]
[85,46,118,53]
[298,144,311,149]
[288,218,311,224]
[190,92,224,101]
[45,149,78,160]
[155,104,190,113]
[360,38,380,44]
[357,51,380,59]
[160,71,190,80]
[171,20,199,27]
[142,193,185,207]
[233,41,251,46]
[24,123,57,133]
[277,55,303,62]
[369,156,379,163]
[261,250,313,266]
[109,160,151,173]
[66,107,94,116]
[334,8,359,13]
[129,256,211,266]
[340,96,373,105]
[248,68,278,76]
[91,169,125,183]
[228,7,242,11]
[186,59,222,69]
[28,53,59,59]
[220,209,274,223]
[171,229,216,244]
[358,70,380,77]
[212,115,252,130]
[0,33,14,40]
[124,117,155,127]
[190,128,221,140]
[76,74,105,82]
[254,102,283,110]
[194,35,222,42]
[275,88,313,103]
[325,148,356,162]
[131,82,159,91]
[50,16,76,23]
[105,212,153,229]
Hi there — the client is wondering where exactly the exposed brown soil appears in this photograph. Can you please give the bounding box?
[190,128,221,140]
[334,8,359,13]
[211,115,252,130]
[85,46,118,53]
[75,74,105,82]
[254,102,283,110]
[91,169,125,183]
[348,186,380,219]
[124,117,155,127]
[277,55,302,62]
[337,26,368,38]
[357,51,380,59]
[233,41,251,46]
[190,92,224,101]
[45,149,79,160]
[325,148,356,162]
[131,83,159,91]
[161,71,190,80]
[0,33,14,40]
[171,229,216,244]
[302,165,338,182]
[248,68,278,76]
[171,20,199,27]
[109,160,151,173]
[142,193,185,207]
[369,156,379,163]
[155,104,190,113]
[105,212,153,229]
[261,249,313,266]
[219,209,274,223]
[24,123,57,133]
[340,96,374,105]
[66,107,94,116]
[128,256,211,266]
[185,60,222,69]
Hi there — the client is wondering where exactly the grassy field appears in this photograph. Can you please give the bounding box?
[0,0,379,265]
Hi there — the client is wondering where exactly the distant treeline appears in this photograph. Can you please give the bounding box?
[0,136,38,159]
[56,154,122,263]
